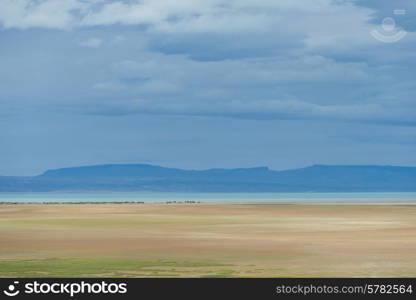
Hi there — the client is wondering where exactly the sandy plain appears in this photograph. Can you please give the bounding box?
[0,203,415,277]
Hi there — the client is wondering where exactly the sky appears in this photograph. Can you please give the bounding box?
[0,0,415,176]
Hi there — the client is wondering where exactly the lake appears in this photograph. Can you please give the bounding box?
[1,192,416,203]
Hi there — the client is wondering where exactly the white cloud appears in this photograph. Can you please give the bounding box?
[74,95,415,126]
[79,37,103,48]
[0,0,85,29]
[2,0,412,56]
[0,1,373,33]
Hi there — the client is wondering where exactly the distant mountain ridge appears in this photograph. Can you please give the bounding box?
[1,164,415,192]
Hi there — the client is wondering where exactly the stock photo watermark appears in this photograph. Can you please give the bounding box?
[2,280,128,297]
[371,9,407,43]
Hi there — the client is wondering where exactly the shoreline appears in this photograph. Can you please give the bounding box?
[1,201,416,205]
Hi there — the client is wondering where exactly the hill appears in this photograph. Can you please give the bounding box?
[0,164,415,192]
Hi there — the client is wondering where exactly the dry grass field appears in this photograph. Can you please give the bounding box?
[0,203,415,277]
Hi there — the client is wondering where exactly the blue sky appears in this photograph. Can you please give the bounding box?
[0,0,415,175]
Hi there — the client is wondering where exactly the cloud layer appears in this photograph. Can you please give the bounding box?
[0,0,414,125]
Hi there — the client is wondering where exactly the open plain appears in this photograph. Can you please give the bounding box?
[0,203,415,277]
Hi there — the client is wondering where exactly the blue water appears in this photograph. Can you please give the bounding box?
[0,192,415,203]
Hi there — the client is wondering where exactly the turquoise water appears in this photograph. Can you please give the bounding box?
[0,192,415,203]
